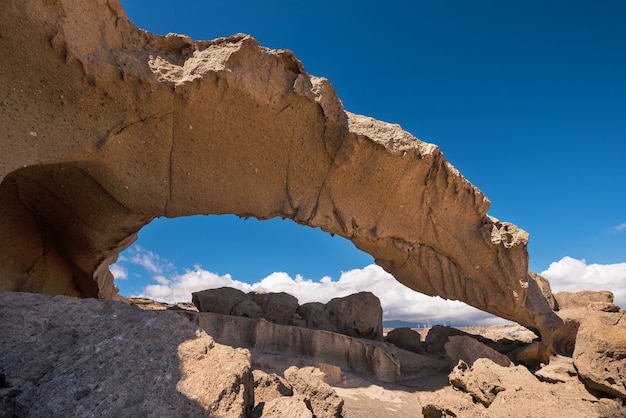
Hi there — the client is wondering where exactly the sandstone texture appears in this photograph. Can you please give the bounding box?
[182,310,448,382]
[193,288,383,341]
[0,0,566,357]
[0,291,253,417]
[2,292,624,417]
[444,335,512,368]
[555,291,626,399]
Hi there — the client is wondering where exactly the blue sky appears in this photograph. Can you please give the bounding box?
[113,1,626,324]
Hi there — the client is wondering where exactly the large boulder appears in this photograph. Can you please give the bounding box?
[283,366,344,418]
[326,291,383,341]
[297,302,338,333]
[0,291,254,417]
[444,335,512,368]
[448,358,597,416]
[250,291,299,325]
[0,0,567,360]
[386,327,424,354]
[192,287,251,315]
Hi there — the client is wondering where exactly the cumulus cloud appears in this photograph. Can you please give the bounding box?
[541,256,626,307]
[129,262,504,326]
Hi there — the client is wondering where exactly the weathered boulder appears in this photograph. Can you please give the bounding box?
[283,366,344,418]
[386,327,425,354]
[251,370,295,417]
[254,396,313,418]
[192,287,251,315]
[555,290,615,311]
[572,304,626,399]
[250,291,299,325]
[444,335,512,367]
[534,355,579,384]
[297,302,338,333]
[0,291,253,417]
[183,310,448,382]
[0,0,566,359]
[326,291,383,341]
[448,358,597,416]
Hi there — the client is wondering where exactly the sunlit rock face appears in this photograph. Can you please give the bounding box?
[0,0,563,358]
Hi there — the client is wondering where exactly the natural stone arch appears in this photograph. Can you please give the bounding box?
[0,0,566,360]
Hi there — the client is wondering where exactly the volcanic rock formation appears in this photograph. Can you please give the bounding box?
[1,0,566,359]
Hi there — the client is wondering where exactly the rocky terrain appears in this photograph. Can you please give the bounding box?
[1,0,625,416]
[2,290,625,417]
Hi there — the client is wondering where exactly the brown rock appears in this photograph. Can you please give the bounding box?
[254,396,313,418]
[535,355,579,384]
[232,298,263,319]
[297,302,338,333]
[572,306,626,399]
[192,287,250,315]
[529,271,557,310]
[186,311,448,382]
[250,292,299,325]
[283,366,344,418]
[326,292,383,341]
[447,358,597,416]
[386,327,424,354]
[252,370,293,404]
[0,0,571,360]
[444,335,512,367]
[555,290,615,311]
[425,325,474,354]
[0,291,253,417]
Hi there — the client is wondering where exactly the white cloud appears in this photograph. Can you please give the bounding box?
[127,246,174,274]
[109,264,127,280]
[614,222,626,232]
[130,263,504,326]
[541,256,626,307]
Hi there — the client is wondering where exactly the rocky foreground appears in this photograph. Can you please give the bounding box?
[1,291,625,417]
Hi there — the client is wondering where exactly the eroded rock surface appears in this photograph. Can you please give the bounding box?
[183,310,448,382]
[0,0,566,358]
[555,291,626,399]
[193,288,384,341]
[0,291,253,417]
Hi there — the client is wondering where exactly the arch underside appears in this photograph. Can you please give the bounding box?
[0,0,564,357]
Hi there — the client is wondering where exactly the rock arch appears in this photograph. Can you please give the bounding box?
[0,0,564,359]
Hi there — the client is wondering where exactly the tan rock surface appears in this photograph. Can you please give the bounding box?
[0,291,253,417]
[183,310,449,382]
[445,335,512,367]
[283,366,344,418]
[0,0,566,358]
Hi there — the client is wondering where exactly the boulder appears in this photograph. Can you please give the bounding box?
[448,358,597,416]
[232,298,263,319]
[326,292,383,341]
[297,302,338,333]
[572,304,626,399]
[0,0,567,359]
[253,396,313,418]
[0,291,253,417]
[250,292,299,325]
[444,335,512,367]
[192,287,250,315]
[425,325,472,354]
[386,327,424,354]
[283,366,344,418]
[555,290,615,311]
[252,370,293,404]
[534,355,579,384]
